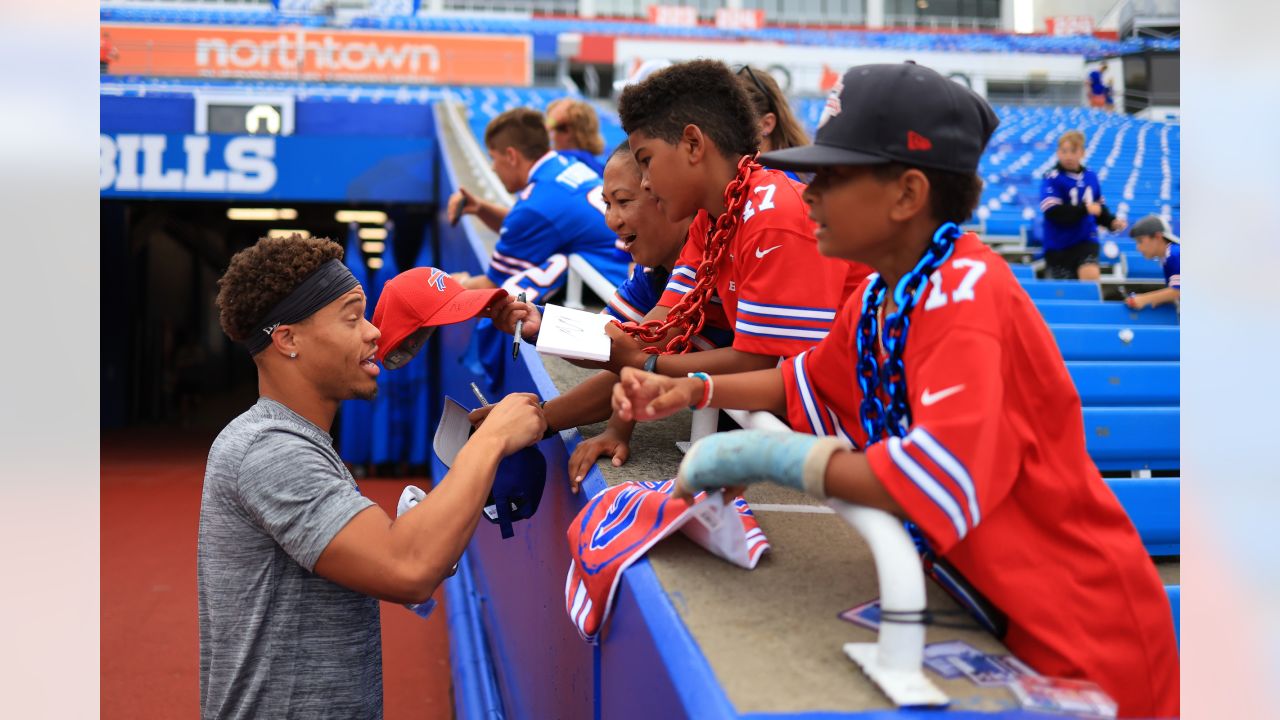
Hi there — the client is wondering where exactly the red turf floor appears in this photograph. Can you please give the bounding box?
[101,430,452,719]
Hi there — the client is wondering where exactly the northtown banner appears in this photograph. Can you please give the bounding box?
[102,24,531,85]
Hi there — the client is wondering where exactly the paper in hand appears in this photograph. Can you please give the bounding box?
[534,304,613,362]
[433,396,473,468]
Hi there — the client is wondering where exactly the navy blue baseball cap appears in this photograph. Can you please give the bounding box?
[485,445,548,539]
[760,62,999,175]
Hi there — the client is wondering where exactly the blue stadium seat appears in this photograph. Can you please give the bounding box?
[1021,281,1101,302]
[1068,362,1179,406]
[1007,263,1035,280]
[1084,406,1179,471]
[1123,251,1166,280]
[1167,585,1180,648]
[1036,300,1178,326]
[1052,325,1179,362]
[1105,477,1179,556]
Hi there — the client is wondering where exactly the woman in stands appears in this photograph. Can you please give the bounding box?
[736,65,810,156]
[545,98,607,175]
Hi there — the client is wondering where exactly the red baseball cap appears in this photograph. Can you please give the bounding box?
[373,267,507,369]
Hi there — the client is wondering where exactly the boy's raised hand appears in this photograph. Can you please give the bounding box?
[567,425,632,494]
[447,186,476,226]
[489,295,541,340]
[612,367,699,422]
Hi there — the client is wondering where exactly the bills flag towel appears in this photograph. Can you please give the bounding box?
[565,480,770,643]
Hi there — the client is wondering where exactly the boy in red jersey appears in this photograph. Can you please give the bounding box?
[612,63,1178,718]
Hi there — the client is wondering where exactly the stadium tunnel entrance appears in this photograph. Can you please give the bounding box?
[100,92,444,431]
[101,198,435,431]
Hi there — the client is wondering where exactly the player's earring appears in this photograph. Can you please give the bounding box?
[290,352,298,358]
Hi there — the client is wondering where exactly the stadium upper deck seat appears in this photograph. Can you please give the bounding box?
[100,3,1178,57]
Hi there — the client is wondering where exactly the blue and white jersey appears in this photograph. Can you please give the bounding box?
[1088,69,1107,95]
[1162,243,1181,290]
[557,148,606,176]
[486,152,630,302]
[1039,164,1105,251]
[603,264,734,351]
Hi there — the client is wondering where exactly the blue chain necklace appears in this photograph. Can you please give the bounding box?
[854,222,960,443]
[852,223,1009,637]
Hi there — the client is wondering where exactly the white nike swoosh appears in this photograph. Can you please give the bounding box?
[920,385,965,406]
[755,245,783,259]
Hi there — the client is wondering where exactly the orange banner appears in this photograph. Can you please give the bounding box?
[102,24,531,85]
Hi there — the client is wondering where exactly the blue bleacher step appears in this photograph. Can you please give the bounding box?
[1037,300,1178,326]
[1105,476,1179,556]
[1085,406,1179,472]
[1007,263,1035,280]
[1053,324,1179,362]
[1021,280,1101,301]
[1068,362,1179,406]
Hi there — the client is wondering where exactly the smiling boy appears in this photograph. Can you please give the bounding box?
[617,60,868,370]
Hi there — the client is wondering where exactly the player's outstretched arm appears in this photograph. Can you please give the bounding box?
[313,394,545,604]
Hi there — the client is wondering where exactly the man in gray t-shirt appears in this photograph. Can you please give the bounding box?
[202,235,545,719]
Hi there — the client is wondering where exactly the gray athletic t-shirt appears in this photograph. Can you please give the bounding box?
[198,397,381,719]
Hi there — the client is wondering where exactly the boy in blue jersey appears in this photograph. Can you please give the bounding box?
[1124,214,1181,310]
[1087,62,1113,111]
[1040,130,1127,280]
[447,108,629,302]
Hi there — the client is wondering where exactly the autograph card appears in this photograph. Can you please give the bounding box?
[837,599,882,631]
[1009,676,1117,717]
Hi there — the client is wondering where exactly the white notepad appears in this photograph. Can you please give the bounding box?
[535,303,613,363]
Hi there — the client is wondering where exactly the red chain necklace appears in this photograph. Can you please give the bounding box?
[617,155,759,355]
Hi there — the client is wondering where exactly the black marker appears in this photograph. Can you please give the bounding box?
[512,292,527,360]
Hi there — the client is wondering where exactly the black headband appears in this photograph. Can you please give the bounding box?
[243,259,359,355]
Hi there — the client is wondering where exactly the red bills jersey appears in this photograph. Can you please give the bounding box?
[658,167,870,357]
[781,233,1178,717]
[565,480,769,643]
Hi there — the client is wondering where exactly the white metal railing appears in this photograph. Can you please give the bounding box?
[565,254,617,310]
[827,501,949,707]
[688,407,947,706]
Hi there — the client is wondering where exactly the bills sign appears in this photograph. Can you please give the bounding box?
[101,24,531,85]
[100,133,435,202]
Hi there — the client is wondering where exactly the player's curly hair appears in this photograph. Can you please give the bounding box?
[618,59,759,159]
[216,234,344,342]
[872,164,985,226]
